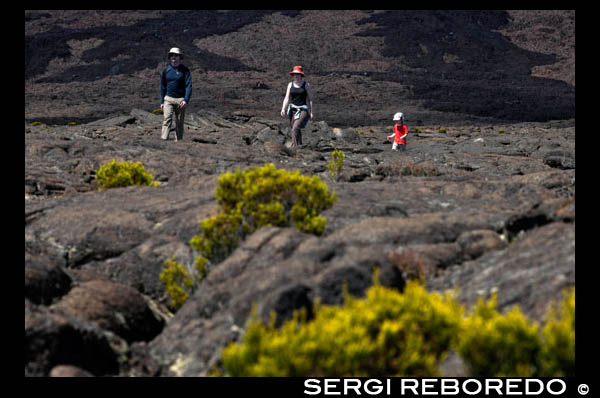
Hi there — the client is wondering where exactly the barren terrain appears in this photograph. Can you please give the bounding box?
[25,10,575,377]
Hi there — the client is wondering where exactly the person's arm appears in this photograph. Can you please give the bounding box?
[388,124,398,141]
[399,125,408,139]
[281,83,291,117]
[181,68,192,109]
[160,69,166,110]
[305,82,314,119]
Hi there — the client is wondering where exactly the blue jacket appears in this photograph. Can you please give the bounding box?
[160,64,192,104]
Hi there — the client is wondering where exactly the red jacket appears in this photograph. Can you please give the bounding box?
[394,124,408,145]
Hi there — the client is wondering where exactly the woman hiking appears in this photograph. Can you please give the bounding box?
[280,65,313,148]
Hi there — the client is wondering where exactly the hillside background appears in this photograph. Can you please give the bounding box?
[25,10,574,126]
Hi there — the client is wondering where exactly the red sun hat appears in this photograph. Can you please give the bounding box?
[289,65,305,76]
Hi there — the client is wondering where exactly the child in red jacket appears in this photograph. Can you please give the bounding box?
[387,112,407,151]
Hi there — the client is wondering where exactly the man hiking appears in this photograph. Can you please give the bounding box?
[160,47,192,141]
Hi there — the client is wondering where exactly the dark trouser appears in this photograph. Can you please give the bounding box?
[289,110,309,147]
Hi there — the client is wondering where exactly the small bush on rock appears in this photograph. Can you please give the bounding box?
[327,149,346,181]
[96,159,159,190]
[159,257,195,311]
[190,163,337,273]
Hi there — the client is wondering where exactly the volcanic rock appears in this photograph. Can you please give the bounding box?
[25,10,575,377]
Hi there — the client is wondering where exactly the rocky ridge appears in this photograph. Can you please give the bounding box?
[25,108,574,376]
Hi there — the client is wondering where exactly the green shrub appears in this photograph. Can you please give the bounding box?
[67,121,77,126]
[152,108,163,115]
[327,150,346,181]
[457,292,542,376]
[457,288,575,377]
[414,127,423,134]
[159,256,209,311]
[31,121,43,126]
[219,281,575,377]
[438,127,447,134]
[95,159,159,190]
[220,279,464,376]
[159,257,195,311]
[190,163,337,271]
[539,287,575,376]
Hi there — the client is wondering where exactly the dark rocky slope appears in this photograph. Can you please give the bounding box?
[25,10,574,126]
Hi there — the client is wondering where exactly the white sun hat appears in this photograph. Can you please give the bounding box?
[393,112,404,121]
[168,47,184,59]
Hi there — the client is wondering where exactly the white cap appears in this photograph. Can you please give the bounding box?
[393,112,404,121]
[168,47,184,58]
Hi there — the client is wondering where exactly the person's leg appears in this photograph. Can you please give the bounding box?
[161,97,176,140]
[288,113,297,147]
[173,98,185,141]
[291,111,308,146]
[392,142,398,151]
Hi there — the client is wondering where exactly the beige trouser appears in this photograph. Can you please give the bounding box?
[161,96,185,140]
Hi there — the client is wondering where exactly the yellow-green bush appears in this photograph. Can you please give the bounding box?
[219,282,575,377]
[190,163,336,270]
[457,293,542,376]
[95,159,159,190]
[159,257,195,311]
[327,150,346,181]
[221,280,464,376]
[457,288,575,377]
[160,256,208,311]
[539,287,575,376]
